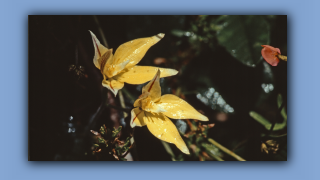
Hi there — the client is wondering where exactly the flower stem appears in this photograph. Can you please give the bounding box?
[118,90,128,118]
[268,100,286,135]
[93,15,109,48]
[204,151,224,161]
[161,141,177,161]
[208,138,246,161]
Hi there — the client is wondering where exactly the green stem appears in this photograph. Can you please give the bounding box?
[118,90,128,118]
[208,138,246,161]
[268,101,285,135]
[201,144,224,161]
[207,152,224,161]
[106,104,130,113]
[93,15,109,48]
[161,141,176,161]
[249,111,287,131]
[121,87,136,102]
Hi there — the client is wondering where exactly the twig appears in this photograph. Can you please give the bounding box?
[208,138,246,161]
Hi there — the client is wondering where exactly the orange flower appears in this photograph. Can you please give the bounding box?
[261,45,281,66]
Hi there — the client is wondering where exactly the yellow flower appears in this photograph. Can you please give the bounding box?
[130,70,209,154]
[89,31,178,96]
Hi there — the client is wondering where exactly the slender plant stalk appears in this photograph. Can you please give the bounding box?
[161,141,177,161]
[93,15,109,48]
[204,151,224,161]
[121,87,136,102]
[210,154,224,161]
[268,101,285,135]
[118,90,128,118]
[208,138,246,161]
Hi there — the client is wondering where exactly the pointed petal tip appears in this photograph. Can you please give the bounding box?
[158,33,165,38]
[155,33,165,40]
[89,30,95,36]
[130,109,136,128]
[172,69,178,75]
[102,82,119,97]
[201,115,209,121]
[113,90,119,97]
[181,146,190,154]
[159,68,179,77]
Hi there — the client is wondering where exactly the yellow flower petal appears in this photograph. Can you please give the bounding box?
[89,30,110,69]
[112,33,165,69]
[104,60,130,78]
[102,79,124,96]
[99,49,114,74]
[144,112,190,154]
[132,70,167,112]
[142,69,161,101]
[130,108,147,128]
[114,66,178,85]
[159,94,209,121]
[134,96,166,113]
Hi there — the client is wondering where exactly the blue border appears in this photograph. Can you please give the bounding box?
[1,0,319,179]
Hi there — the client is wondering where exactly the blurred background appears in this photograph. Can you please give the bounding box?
[29,15,287,161]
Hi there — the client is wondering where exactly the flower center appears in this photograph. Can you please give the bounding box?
[140,97,155,112]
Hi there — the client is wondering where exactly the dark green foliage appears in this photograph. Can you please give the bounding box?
[112,126,122,138]
[91,125,133,161]
[216,16,270,67]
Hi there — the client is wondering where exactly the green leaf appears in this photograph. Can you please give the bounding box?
[161,141,176,159]
[100,125,106,135]
[122,147,129,154]
[123,137,131,148]
[98,137,106,144]
[277,94,287,120]
[112,126,122,138]
[93,144,99,148]
[119,157,127,161]
[201,143,223,161]
[216,15,270,67]
[171,29,185,37]
[249,111,287,131]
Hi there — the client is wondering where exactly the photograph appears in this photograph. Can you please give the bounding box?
[28,15,287,161]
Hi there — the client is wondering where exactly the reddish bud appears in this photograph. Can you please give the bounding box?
[261,45,281,66]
